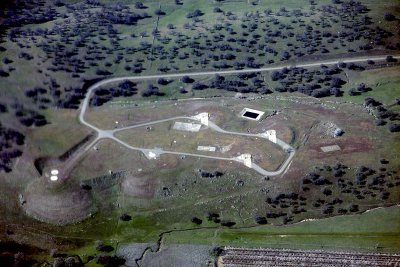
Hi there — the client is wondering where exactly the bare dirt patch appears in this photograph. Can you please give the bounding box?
[154,155,179,170]
[122,171,158,199]
[308,136,373,158]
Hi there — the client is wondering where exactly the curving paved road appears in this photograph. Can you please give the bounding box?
[110,116,294,176]
[77,113,294,176]
[77,54,399,176]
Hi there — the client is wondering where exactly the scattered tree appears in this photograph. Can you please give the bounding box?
[120,214,132,221]
[191,217,202,225]
[384,13,396,21]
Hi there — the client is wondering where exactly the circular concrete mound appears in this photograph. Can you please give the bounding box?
[23,180,95,225]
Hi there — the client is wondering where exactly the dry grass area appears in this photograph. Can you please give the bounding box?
[115,120,286,171]
[85,98,279,131]
[291,99,389,172]
[69,139,148,180]
[122,171,159,199]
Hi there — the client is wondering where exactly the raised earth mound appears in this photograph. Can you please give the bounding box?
[22,180,95,225]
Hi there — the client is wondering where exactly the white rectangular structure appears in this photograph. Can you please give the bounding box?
[320,145,341,152]
[173,122,202,132]
[197,146,216,152]
[240,108,265,121]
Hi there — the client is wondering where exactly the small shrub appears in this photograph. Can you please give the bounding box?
[348,204,359,212]
[255,216,268,225]
[191,217,202,225]
[120,214,132,222]
[220,220,236,227]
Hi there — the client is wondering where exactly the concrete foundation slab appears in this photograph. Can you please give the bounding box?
[173,122,202,132]
[320,145,341,152]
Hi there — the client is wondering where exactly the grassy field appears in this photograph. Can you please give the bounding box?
[330,66,400,106]
[162,205,400,253]
[48,204,400,263]
[0,0,399,264]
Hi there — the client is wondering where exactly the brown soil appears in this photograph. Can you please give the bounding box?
[308,136,373,158]
[154,154,179,170]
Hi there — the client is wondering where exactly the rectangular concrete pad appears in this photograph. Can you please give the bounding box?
[173,122,202,132]
[320,145,341,152]
[197,146,216,152]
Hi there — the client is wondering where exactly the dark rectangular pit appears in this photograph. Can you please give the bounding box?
[243,111,260,119]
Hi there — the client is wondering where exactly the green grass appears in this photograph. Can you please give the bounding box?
[163,205,400,253]
[47,203,400,266]
[59,204,400,266]
[328,66,400,106]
